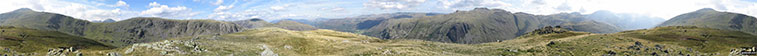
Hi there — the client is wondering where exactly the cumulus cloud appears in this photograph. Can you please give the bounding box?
[214,5,234,12]
[364,0,427,10]
[213,0,224,5]
[149,2,161,7]
[113,0,128,7]
[209,9,273,21]
[140,2,198,18]
[0,0,138,21]
[270,4,292,11]
[554,3,571,11]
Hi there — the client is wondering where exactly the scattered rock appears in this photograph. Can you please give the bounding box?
[46,47,78,56]
[382,50,392,55]
[260,44,278,56]
[604,51,616,56]
[124,47,134,54]
[634,41,643,46]
[509,49,519,52]
[284,45,293,49]
[106,52,121,56]
[546,41,556,47]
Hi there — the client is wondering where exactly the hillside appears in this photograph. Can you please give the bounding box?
[658,8,757,35]
[21,26,745,56]
[363,8,622,44]
[0,8,243,47]
[1,25,752,56]
[0,26,112,55]
[0,8,90,36]
[84,17,242,47]
[310,12,440,32]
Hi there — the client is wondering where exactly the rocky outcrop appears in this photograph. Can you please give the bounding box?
[87,17,242,46]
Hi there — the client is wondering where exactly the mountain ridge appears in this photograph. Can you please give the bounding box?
[0,9,244,47]
[658,8,757,35]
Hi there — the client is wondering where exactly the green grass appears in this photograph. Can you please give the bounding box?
[615,26,757,53]
[2,25,753,56]
[0,26,113,54]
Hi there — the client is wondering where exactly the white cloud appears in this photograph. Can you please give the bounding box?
[213,0,224,5]
[140,2,198,18]
[208,9,274,21]
[270,6,284,11]
[114,0,128,7]
[270,4,291,11]
[149,2,161,7]
[214,5,234,12]
[364,0,427,10]
[0,0,138,21]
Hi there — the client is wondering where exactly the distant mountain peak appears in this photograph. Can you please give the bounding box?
[249,18,263,21]
[473,8,489,10]
[275,20,300,24]
[458,7,510,13]
[695,8,716,12]
[591,10,614,14]
[12,8,35,12]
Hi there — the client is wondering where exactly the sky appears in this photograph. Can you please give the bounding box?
[0,0,755,21]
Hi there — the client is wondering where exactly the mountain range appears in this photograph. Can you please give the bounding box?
[0,8,755,56]
[298,8,664,44]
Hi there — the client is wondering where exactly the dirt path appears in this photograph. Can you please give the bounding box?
[552,34,595,41]
[515,34,596,49]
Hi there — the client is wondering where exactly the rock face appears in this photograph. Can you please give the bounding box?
[658,8,757,35]
[86,17,242,46]
[0,8,243,47]
[363,8,622,44]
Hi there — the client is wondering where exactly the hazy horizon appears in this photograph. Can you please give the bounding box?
[0,0,755,21]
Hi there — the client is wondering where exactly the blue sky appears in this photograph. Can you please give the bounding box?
[0,0,755,22]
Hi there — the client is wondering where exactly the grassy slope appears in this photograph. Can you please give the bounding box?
[615,26,757,53]
[0,27,112,54]
[658,8,757,35]
[3,26,749,56]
